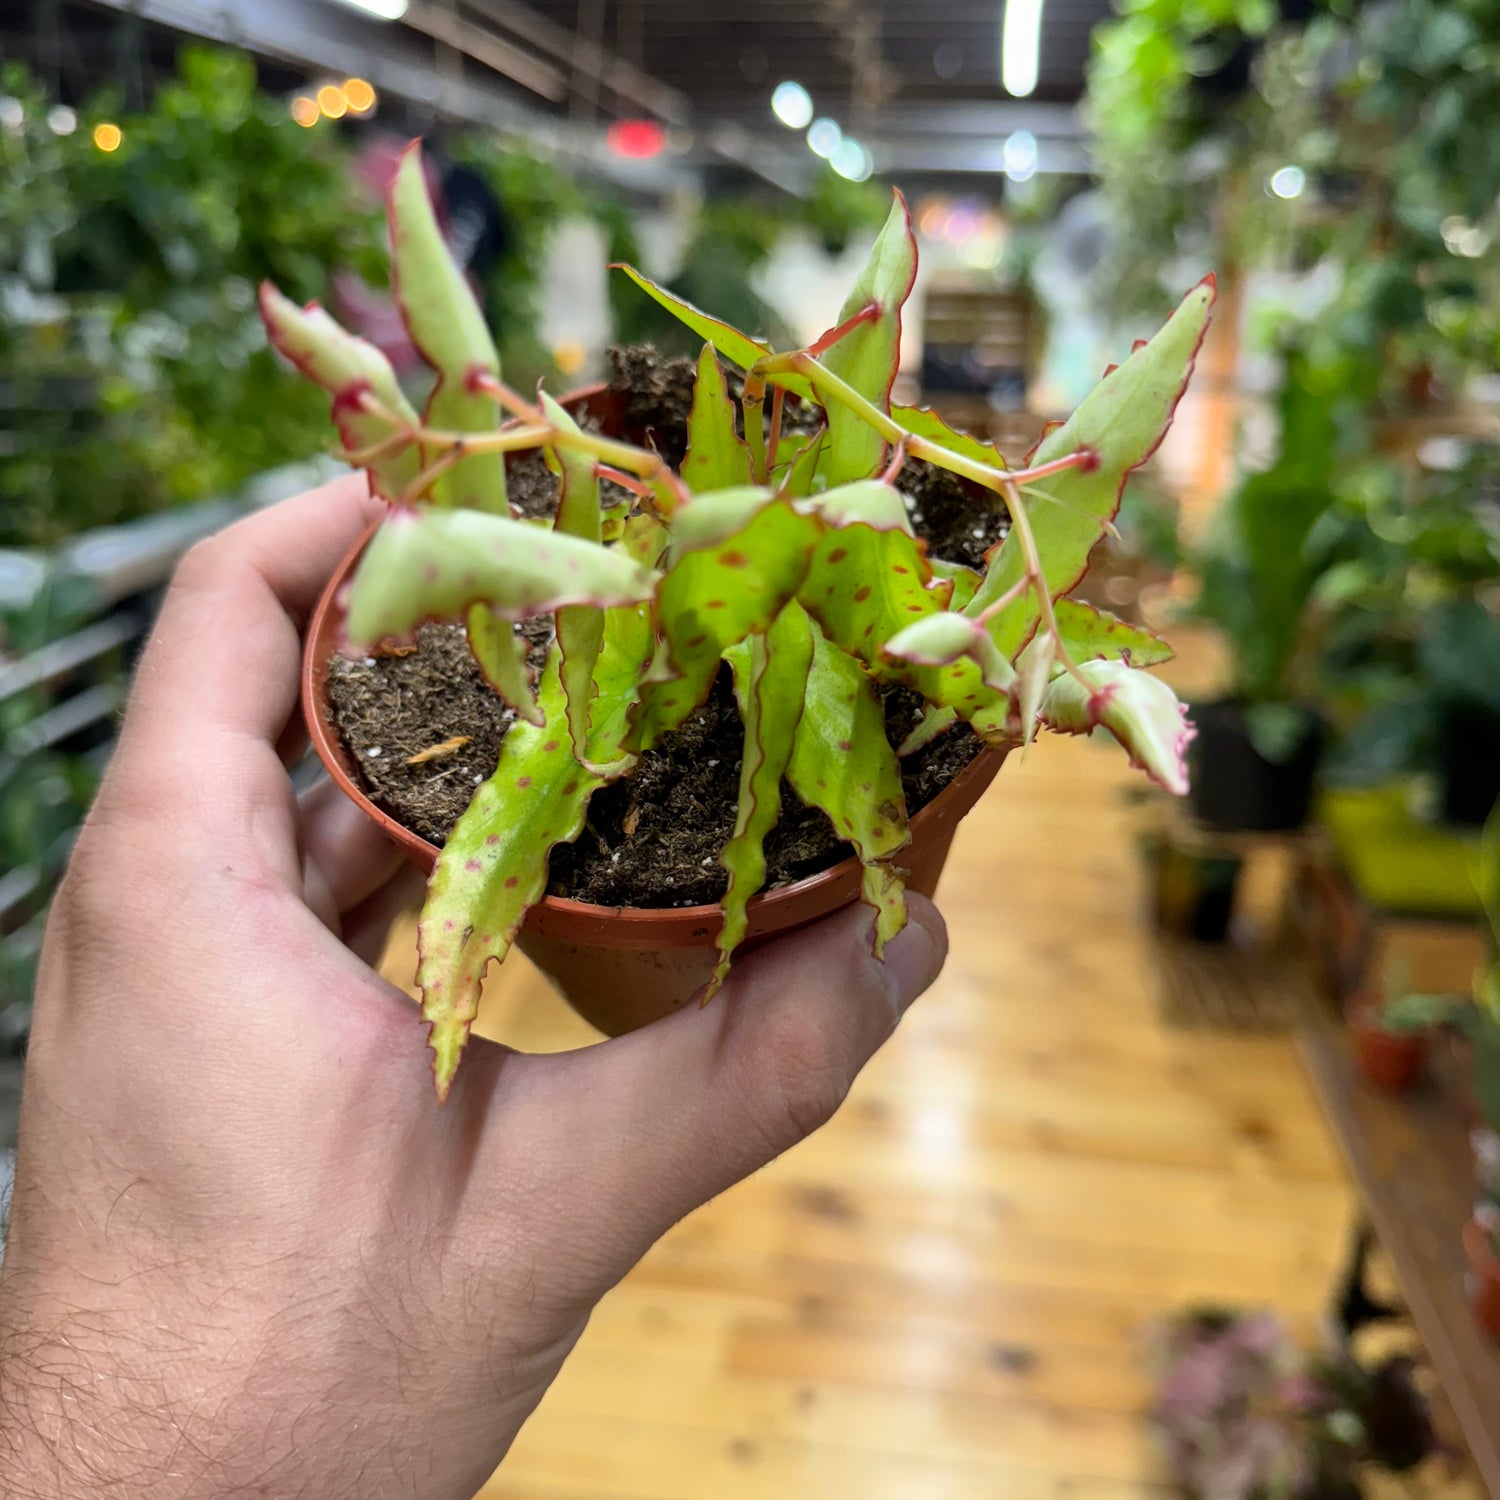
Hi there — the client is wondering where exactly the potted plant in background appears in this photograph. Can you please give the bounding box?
[1324,449,1500,830]
[262,142,1211,1099]
[1180,348,1368,832]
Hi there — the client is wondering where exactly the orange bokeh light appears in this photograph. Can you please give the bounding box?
[92,121,123,153]
[290,96,320,128]
[343,78,377,114]
[316,85,348,120]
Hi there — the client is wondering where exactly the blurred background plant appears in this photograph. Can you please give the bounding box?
[0,47,382,548]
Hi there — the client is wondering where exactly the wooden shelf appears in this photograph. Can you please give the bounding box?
[1298,1023,1500,1495]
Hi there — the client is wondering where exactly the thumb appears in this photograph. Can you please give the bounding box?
[524,894,947,1268]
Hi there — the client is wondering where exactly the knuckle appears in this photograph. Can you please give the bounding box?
[751,1007,859,1148]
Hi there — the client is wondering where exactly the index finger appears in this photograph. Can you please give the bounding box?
[115,475,382,781]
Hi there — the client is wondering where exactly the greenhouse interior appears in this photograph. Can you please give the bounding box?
[2,1,1500,1496]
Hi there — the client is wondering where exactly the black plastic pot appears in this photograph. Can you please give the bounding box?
[1145,836,1242,944]
[1186,699,1323,833]
[1435,704,1500,829]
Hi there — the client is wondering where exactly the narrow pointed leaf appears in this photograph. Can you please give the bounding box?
[541,392,607,755]
[610,265,814,400]
[1011,630,1055,748]
[933,560,982,611]
[770,427,825,497]
[344,507,656,650]
[466,603,542,725]
[417,656,597,1098]
[787,622,910,954]
[707,604,815,998]
[966,278,1216,654]
[1039,659,1195,796]
[776,427,827,499]
[682,344,753,491]
[258,284,420,501]
[415,610,649,1098]
[636,492,820,749]
[898,705,959,757]
[818,192,918,485]
[389,144,506,512]
[1052,598,1173,668]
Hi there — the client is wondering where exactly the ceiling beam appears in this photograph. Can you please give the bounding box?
[467,0,691,122]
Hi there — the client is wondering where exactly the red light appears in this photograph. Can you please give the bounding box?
[608,119,666,159]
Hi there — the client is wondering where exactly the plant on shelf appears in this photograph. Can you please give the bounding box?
[0,47,379,548]
[1322,449,1500,827]
[263,143,1212,1098]
[1384,798,1500,1336]
[1178,346,1373,831]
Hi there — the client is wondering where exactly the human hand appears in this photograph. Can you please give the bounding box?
[0,477,947,1500]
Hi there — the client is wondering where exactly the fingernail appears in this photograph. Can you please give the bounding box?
[883,897,947,1012]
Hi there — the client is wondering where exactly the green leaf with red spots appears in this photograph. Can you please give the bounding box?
[609,265,814,400]
[707,603,815,998]
[787,622,911,955]
[258,284,421,502]
[966,279,1215,654]
[682,344,753,491]
[635,490,820,750]
[389,144,507,513]
[816,192,918,486]
[343,506,656,650]
[416,653,597,1098]
[541,393,608,756]
[465,603,542,726]
[1052,599,1173,668]
[415,607,649,1098]
[796,521,947,674]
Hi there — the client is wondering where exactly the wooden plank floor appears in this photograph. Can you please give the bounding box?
[377,727,1381,1499]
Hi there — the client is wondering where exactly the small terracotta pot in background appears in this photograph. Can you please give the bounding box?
[302,498,1007,1037]
[1462,1217,1500,1341]
[1346,993,1428,1093]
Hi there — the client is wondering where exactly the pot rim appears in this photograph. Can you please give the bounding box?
[301,517,1006,930]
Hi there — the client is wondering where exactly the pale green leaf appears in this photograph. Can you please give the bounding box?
[967,279,1216,655]
[389,145,506,512]
[417,656,598,1099]
[818,193,918,485]
[540,392,607,755]
[1040,659,1193,795]
[707,604,816,997]
[258,283,421,502]
[787,621,910,954]
[344,507,656,649]
[610,265,814,400]
[682,344,753,491]
[465,603,542,726]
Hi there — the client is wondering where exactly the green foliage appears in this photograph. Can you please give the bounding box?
[267,146,1206,1097]
[0,48,381,547]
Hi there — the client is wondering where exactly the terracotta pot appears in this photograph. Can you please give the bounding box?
[301,408,1008,1035]
[1346,994,1428,1093]
[1462,1217,1500,1341]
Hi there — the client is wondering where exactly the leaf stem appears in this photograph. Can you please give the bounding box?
[999,477,1094,695]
